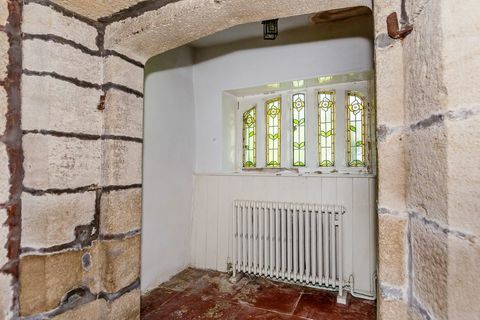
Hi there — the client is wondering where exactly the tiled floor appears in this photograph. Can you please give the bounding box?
[142,268,376,320]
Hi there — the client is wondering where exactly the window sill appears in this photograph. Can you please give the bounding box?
[194,170,377,178]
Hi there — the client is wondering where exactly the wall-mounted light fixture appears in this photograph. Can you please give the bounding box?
[262,19,279,40]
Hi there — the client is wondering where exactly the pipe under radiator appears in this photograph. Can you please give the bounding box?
[233,200,346,302]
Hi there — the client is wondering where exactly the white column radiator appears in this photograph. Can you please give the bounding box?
[232,200,346,299]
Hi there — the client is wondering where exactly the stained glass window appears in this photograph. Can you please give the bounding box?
[242,106,256,168]
[292,93,306,166]
[318,91,335,167]
[265,97,281,167]
[347,92,366,167]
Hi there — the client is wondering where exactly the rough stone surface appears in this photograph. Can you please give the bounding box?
[411,217,448,320]
[22,75,103,135]
[105,0,372,63]
[0,209,9,268]
[101,140,142,186]
[23,39,102,85]
[107,289,140,320]
[50,0,144,20]
[0,143,8,204]
[375,42,404,127]
[404,0,446,124]
[22,192,96,249]
[0,273,12,320]
[405,124,448,224]
[51,299,105,320]
[104,55,144,93]
[378,297,407,320]
[0,1,7,27]
[23,134,102,190]
[378,214,406,287]
[19,246,101,316]
[0,31,7,80]
[377,130,406,211]
[23,3,98,51]
[100,235,140,293]
[446,114,480,236]
[104,88,143,138]
[100,188,142,235]
[0,86,6,135]
[442,0,480,109]
[447,235,480,319]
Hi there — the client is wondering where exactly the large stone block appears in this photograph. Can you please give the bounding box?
[0,31,7,80]
[51,299,105,320]
[378,214,407,287]
[100,235,140,293]
[0,209,8,268]
[101,140,142,186]
[405,124,448,223]
[22,192,96,249]
[23,39,102,85]
[378,296,408,320]
[106,289,140,320]
[0,273,12,320]
[403,0,446,124]
[23,134,102,190]
[23,3,98,51]
[0,86,6,135]
[19,246,101,316]
[411,217,448,320]
[104,89,143,138]
[0,143,8,204]
[22,75,103,135]
[446,114,480,236]
[377,130,406,211]
[104,55,143,93]
[447,235,480,319]
[375,43,404,127]
[0,1,7,27]
[49,0,144,20]
[100,188,142,235]
[442,0,480,109]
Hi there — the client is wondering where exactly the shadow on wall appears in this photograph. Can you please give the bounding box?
[146,13,373,72]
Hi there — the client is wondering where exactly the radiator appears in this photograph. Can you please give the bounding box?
[232,200,346,298]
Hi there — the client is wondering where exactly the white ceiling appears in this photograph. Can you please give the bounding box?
[190,14,314,48]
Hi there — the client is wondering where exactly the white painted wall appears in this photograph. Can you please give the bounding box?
[191,174,377,296]
[193,18,374,173]
[142,46,196,292]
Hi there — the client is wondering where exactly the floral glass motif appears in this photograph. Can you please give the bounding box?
[242,107,256,167]
[318,91,335,167]
[347,92,366,167]
[265,97,281,167]
[292,93,306,166]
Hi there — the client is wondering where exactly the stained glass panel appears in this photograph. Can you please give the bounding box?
[242,106,256,168]
[265,97,281,167]
[318,91,335,167]
[292,93,306,166]
[347,92,366,167]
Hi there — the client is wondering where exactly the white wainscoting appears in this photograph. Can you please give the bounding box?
[190,173,376,296]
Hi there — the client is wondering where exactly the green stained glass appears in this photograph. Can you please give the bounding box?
[347,92,366,167]
[242,106,256,168]
[318,91,335,167]
[292,93,306,166]
[265,97,281,167]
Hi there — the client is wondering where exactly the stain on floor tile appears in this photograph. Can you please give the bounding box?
[141,268,376,320]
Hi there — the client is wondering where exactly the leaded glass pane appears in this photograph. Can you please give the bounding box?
[347,92,366,167]
[292,93,306,166]
[265,97,281,167]
[318,91,335,167]
[242,106,256,168]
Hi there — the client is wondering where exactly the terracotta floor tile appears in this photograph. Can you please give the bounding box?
[234,276,303,314]
[141,268,376,320]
